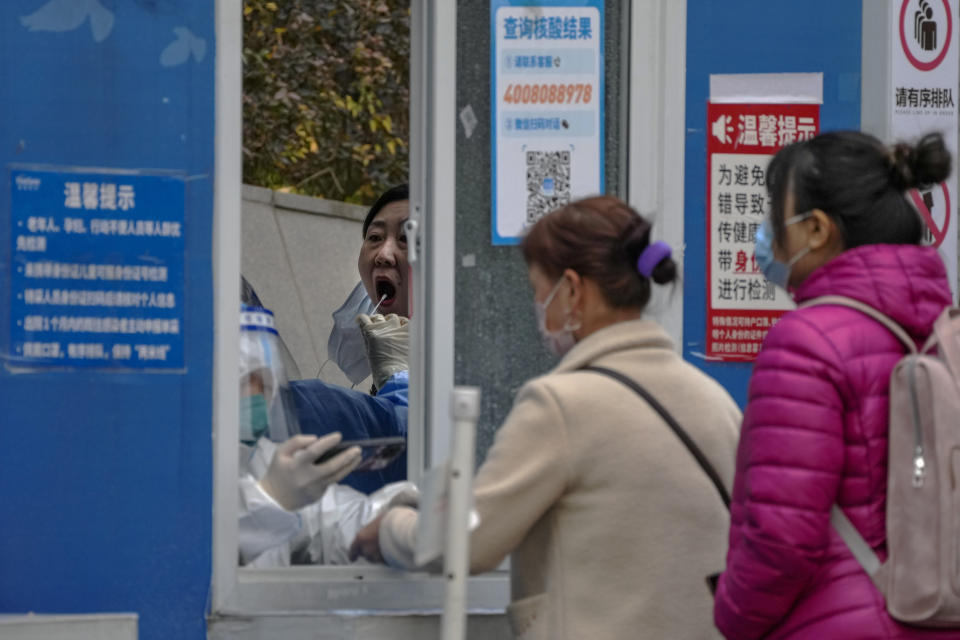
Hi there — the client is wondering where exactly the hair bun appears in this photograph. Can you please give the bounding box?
[888,143,914,189]
[650,256,677,285]
[624,217,678,286]
[889,133,951,189]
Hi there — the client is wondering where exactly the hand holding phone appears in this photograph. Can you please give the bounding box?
[259,433,361,511]
[315,436,406,472]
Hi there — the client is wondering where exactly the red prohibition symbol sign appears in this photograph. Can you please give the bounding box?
[910,183,952,247]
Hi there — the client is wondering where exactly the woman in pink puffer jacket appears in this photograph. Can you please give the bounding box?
[714,131,957,639]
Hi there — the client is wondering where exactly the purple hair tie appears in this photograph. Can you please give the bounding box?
[637,241,672,278]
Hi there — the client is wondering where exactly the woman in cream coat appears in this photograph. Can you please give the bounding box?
[352,196,741,640]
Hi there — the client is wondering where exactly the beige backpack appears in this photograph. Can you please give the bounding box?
[802,295,960,627]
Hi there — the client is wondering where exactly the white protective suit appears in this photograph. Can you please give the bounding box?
[238,437,417,567]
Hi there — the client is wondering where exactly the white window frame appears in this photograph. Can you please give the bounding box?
[628,0,687,348]
[210,0,509,618]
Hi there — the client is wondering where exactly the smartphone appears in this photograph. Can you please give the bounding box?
[314,436,406,472]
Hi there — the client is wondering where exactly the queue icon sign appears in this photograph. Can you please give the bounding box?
[900,0,953,71]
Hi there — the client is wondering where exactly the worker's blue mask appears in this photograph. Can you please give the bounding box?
[755,214,811,290]
[240,393,269,445]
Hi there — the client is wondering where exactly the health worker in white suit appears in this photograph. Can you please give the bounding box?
[236,305,416,567]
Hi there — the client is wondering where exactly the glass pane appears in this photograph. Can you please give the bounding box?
[236,0,413,569]
[454,0,627,465]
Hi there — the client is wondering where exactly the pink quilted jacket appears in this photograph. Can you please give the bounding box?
[714,244,957,640]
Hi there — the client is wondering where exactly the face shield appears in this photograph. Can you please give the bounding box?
[239,305,300,444]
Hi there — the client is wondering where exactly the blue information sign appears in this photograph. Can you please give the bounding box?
[7,166,186,371]
[491,0,605,245]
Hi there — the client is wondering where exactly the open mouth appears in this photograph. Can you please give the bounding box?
[375,279,398,305]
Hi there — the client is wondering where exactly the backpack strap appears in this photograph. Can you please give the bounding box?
[829,504,881,577]
[926,307,960,364]
[802,296,926,582]
[579,365,731,510]
[801,295,931,485]
[799,295,918,354]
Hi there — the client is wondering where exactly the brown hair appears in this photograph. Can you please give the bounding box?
[521,196,677,311]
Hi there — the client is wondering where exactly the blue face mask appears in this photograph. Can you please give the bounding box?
[754,214,811,290]
[327,282,377,384]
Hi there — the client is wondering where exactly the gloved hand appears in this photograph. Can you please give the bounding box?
[259,433,361,512]
[356,313,409,390]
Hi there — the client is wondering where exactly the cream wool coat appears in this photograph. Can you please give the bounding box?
[380,319,741,640]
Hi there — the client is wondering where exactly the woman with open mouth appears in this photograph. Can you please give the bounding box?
[289,184,413,495]
[359,184,410,319]
[237,185,418,569]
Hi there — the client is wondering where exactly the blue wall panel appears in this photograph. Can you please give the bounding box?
[0,2,214,639]
[684,1,862,406]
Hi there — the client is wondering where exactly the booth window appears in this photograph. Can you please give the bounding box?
[210,0,507,617]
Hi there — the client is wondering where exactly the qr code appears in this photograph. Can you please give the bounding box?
[526,150,571,224]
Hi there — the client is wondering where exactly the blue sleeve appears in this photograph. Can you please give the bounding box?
[376,370,408,407]
[289,374,408,494]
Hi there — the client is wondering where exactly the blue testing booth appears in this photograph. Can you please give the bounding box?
[0,2,215,639]
[0,1,863,638]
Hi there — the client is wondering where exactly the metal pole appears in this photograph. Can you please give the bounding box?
[408,0,458,484]
[211,0,243,612]
[407,0,428,486]
[441,387,481,640]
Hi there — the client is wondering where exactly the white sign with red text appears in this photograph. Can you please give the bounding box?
[705,102,820,361]
[892,0,958,295]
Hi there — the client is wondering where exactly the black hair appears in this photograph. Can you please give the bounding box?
[362,184,409,238]
[766,131,951,247]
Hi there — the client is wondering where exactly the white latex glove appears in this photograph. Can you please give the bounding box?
[258,433,361,512]
[356,313,409,390]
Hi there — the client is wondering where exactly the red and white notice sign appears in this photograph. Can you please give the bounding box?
[892,0,958,296]
[705,102,820,361]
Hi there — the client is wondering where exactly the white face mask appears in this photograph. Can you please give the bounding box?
[534,276,580,357]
